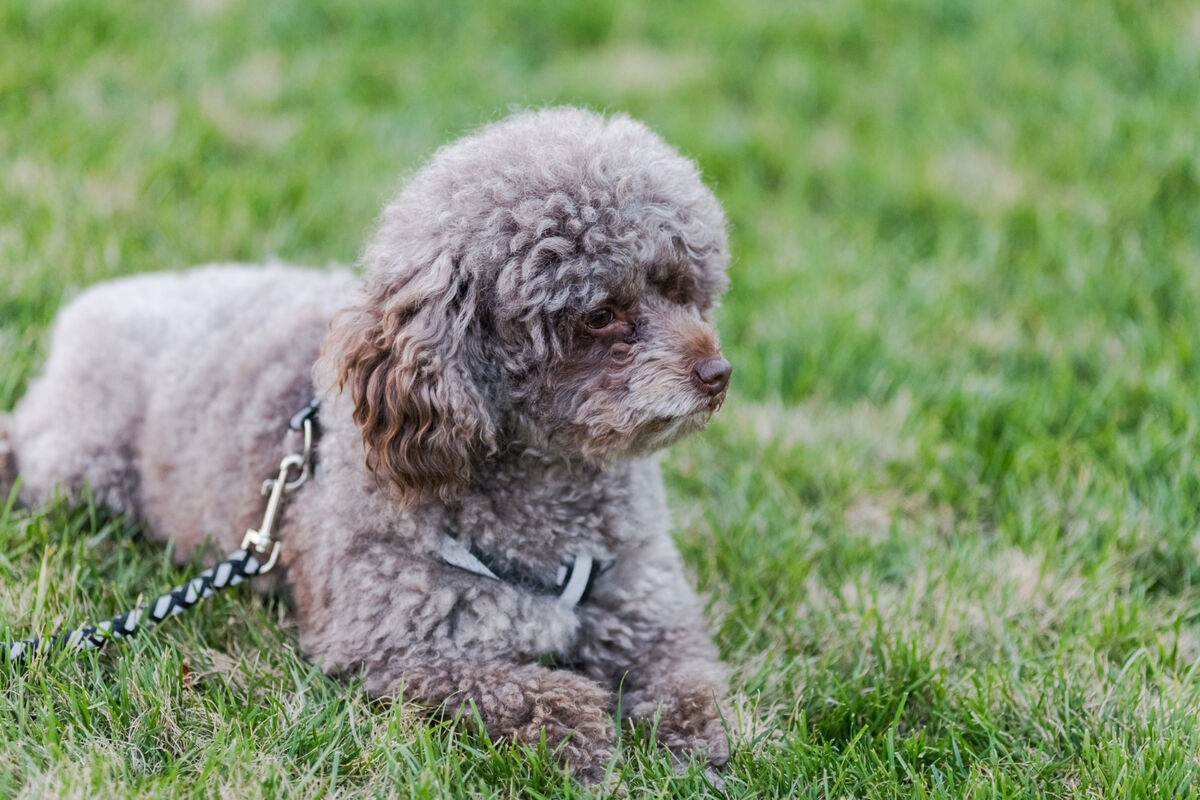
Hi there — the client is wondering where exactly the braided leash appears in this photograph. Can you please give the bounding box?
[1,549,266,664]
[0,401,318,667]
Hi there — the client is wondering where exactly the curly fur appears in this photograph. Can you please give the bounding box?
[0,417,15,501]
[2,107,732,781]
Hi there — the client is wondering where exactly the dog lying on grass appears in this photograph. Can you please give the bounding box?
[0,107,733,781]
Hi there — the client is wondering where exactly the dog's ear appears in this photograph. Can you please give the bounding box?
[327,251,497,505]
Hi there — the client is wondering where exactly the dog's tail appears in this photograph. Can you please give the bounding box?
[0,413,16,504]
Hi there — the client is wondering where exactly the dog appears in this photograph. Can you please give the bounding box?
[0,107,733,781]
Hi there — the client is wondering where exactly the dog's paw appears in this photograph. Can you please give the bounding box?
[509,671,617,782]
[630,682,729,768]
[661,710,728,769]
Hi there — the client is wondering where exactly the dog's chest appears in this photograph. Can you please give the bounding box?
[415,457,670,663]
[448,457,647,578]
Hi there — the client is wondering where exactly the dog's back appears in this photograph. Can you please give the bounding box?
[0,414,14,503]
[5,264,354,557]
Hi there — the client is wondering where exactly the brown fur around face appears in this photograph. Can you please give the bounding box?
[2,107,733,783]
[328,255,498,505]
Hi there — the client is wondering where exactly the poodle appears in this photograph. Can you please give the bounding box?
[0,107,733,781]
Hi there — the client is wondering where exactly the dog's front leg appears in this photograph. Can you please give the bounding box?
[290,554,618,781]
[617,630,729,769]
[576,539,730,769]
[376,657,618,782]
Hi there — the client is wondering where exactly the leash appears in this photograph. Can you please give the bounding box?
[2,392,609,666]
[0,401,319,666]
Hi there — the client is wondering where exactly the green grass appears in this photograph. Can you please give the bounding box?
[3,0,1200,796]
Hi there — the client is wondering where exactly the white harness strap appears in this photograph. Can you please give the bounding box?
[555,554,595,607]
[438,534,500,581]
[436,534,604,608]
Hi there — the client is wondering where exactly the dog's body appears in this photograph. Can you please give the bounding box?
[0,108,731,779]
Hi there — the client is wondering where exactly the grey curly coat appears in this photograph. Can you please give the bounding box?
[0,107,733,780]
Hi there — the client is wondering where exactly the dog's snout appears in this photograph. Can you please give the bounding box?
[692,356,731,395]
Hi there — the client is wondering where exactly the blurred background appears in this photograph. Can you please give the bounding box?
[3,1,1200,795]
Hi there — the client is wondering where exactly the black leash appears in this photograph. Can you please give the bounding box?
[0,400,320,667]
[1,549,268,665]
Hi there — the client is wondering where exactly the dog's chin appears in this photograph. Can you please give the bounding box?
[631,410,715,453]
[577,407,717,464]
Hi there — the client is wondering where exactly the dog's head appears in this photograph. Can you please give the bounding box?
[328,108,730,504]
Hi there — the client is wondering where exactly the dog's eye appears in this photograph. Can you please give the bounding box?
[583,308,616,330]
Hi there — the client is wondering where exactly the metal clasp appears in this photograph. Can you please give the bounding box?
[241,416,314,574]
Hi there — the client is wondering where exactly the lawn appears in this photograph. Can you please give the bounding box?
[3,0,1200,797]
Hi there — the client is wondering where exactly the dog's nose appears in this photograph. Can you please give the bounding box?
[692,356,731,395]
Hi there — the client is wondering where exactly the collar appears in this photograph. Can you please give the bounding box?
[289,396,321,433]
[437,533,609,607]
[290,398,607,606]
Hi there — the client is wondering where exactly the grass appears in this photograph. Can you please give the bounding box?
[3,0,1200,796]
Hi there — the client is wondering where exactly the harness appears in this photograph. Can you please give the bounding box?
[438,533,607,607]
[2,397,606,665]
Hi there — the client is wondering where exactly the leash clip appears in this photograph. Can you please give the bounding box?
[241,415,315,574]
